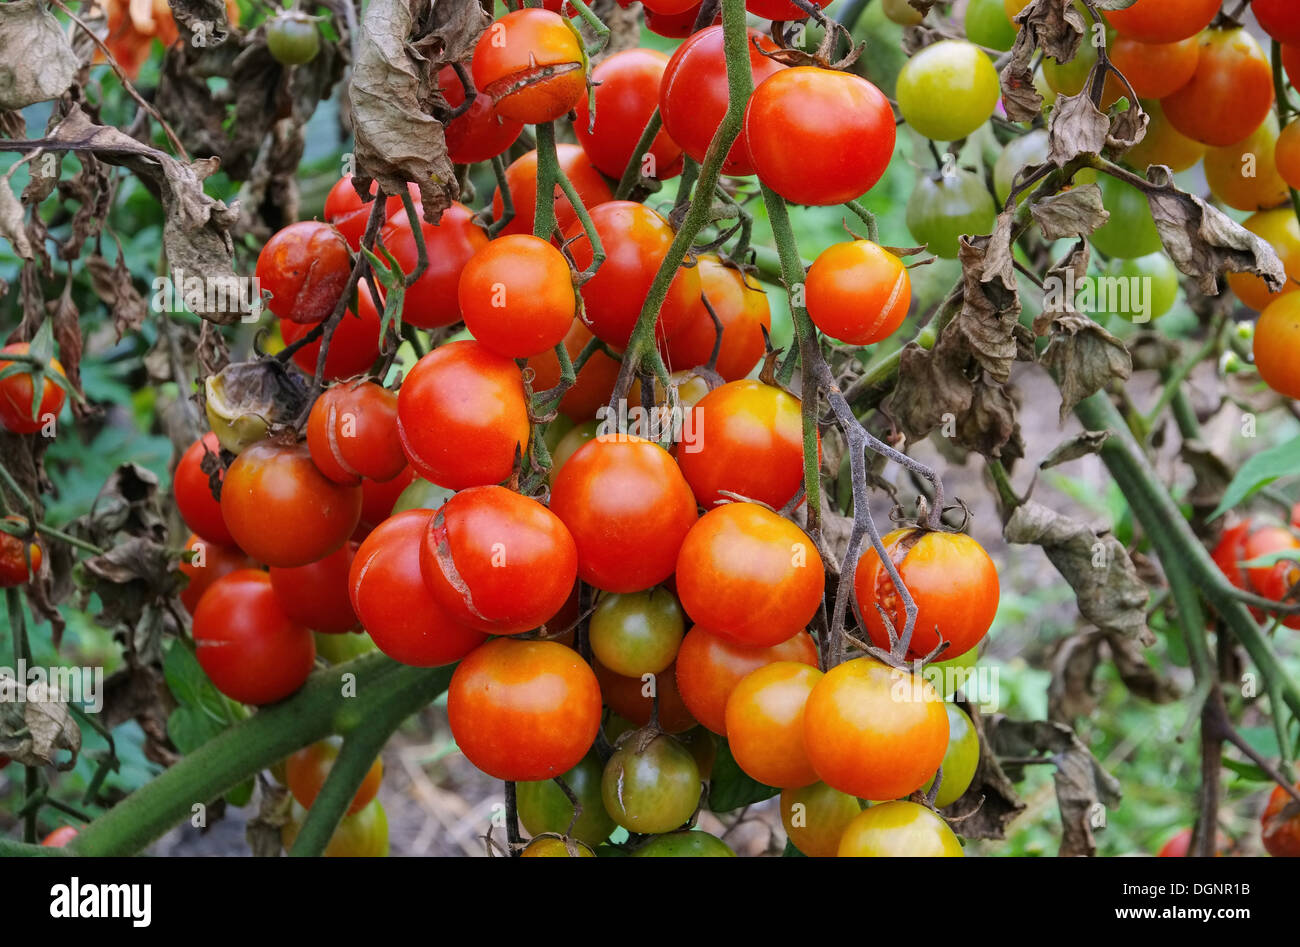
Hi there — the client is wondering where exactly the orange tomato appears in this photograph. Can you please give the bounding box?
[1227,209,1300,311]
[1163,28,1275,148]
[660,257,772,381]
[780,781,863,857]
[1276,118,1300,192]
[1204,115,1290,213]
[1109,35,1199,99]
[1254,294,1300,400]
[1123,99,1205,173]
[1105,0,1219,44]
[725,662,823,788]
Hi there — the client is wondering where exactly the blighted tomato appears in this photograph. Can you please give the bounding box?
[255,221,353,324]
[471,9,586,124]
[174,432,236,547]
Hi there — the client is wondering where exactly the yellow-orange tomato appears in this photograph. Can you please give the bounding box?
[780,781,863,857]
[805,241,911,346]
[675,625,818,735]
[1123,99,1205,173]
[660,257,771,381]
[1204,115,1290,213]
[1162,28,1275,148]
[1276,118,1300,192]
[802,658,949,801]
[1227,209,1300,311]
[837,800,963,857]
[1254,294,1300,400]
[521,836,595,856]
[1109,35,1199,99]
[724,662,823,789]
[285,738,383,816]
[471,9,586,125]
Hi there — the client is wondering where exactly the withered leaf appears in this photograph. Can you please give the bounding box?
[1036,238,1091,335]
[247,777,295,857]
[1040,312,1131,420]
[942,699,1027,840]
[1047,91,1109,167]
[0,0,79,110]
[0,175,32,259]
[46,278,86,413]
[1032,183,1109,240]
[1004,499,1153,643]
[1000,0,1087,122]
[204,359,312,440]
[87,248,150,340]
[0,679,82,770]
[165,0,233,40]
[1048,631,1103,723]
[1040,429,1110,469]
[1106,101,1149,154]
[955,379,1024,461]
[1106,631,1180,704]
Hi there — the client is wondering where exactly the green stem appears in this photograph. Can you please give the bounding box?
[613,109,664,201]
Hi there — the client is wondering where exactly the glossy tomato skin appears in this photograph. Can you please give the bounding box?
[675,502,824,648]
[521,837,595,856]
[1255,0,1300,46]
[286,738,383,816]
[575,49,683,181]
[922,703,980,808]
[1261,782,1300,857]
[564,201,701,349]
[781,781,863,857]
[726,661,823,788]
[492,144,613,239]
[438,64,524,164]
[255,221,352,324]
[806,241,910,346]
[803,658,949,801]
[746,67,895,206]
[349,510,486,665]
[178,533,256,615]
[660,256,770,381]
[854,528,999,661]
[1125,99,1205,173]
[193,569,316,705]
[220,441,362,568]
[306,381,405,485]
[676,380,807,511]
[1255,294,1300,401]
[588,587,685,677]
[0,517,40,588]
[659,26,785,176]
[278,282,383,380]
[0,343,67,435]
[323,174,413,250]
[354,466,417,541]
[525,320,622,421]
[1105,0,1218,44]
[1091,174,1163,259]
[645,3,718,38]
[1286,44,1300,88]
[419,485,577,635]
[1228,209,1300,311]
[448,638,602,781]
[906,168,997,260]
[550,435,698,593]
[269,542,360,633]
[471,9,586,124]
[283,798,389,856]
[838,800,963,857]
[595,657,698,733]
[631,830,735,856]
[896,41,999,142]
[458,234,576,359]
[396,340,530,490]
[601,731,701,834]
[1109,35,1199,99]
[380,203,488,329]
[174,433,236,547]
[41,826,79,848]
[517,752,616,846]
[1278,119,1300,192]
[746,0,831,20]
[675,625,818,735]
[1163,28,1275,148]
[1205,114,1289,212]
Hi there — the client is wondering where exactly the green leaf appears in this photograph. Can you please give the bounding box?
[1221,758,1272,783]
[360,241,406,342]
[225,777,255,808]
[706,740,780,812]
[1210,436,1300,521]
[163,639,245,752]
[1238,549,1300,569]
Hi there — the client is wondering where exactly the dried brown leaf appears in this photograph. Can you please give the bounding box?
[0,0,79,110]
[1032,183,1109,240]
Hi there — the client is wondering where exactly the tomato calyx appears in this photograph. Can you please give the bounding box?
[761,15,859,71]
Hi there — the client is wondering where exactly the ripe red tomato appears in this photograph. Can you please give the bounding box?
[595,657,698,733]
[396,340,530,490]
[745,67,895,206]
[348,509,487,665]
[306,381,405,485]
[641,0,699,13]
[448,638,602,781]
[550,435,698,593]
[675,625,818,735]
[803,658,949,801]
[1109,35,1199,100]
[285,738,382,816]
[0,516,40,588]
[746,0,831,21]
[725,661,823,788]
[524,320,622,421]
[438,64,523,165]
[0,343,67,435]
[1163,29,1275,148]
[574,49,683,182]
[1261,782,1300,857]
[1253,0,1300,46]
[676,380,807,511]
[418,485,577,635]
[1285,44,1300,88]
[491,144,614,239]
[601,731,701,833]
[174,433,236,547]
[676,502,823,648]
[193,569,316,705]
[269,543,360,634]
[41,826,79,848]
[659,256,770,381]
[659,26,786,177]
[178,533,256,615]
[471,9,586,125]
[324,174,415,250]
[564,200,701,348]
[854,528,999,661]
[1255,294,1300,401]
[459,234,576,359]
[806,241,910,346]
[220,440,362,568]
[355,465,415,539]
[837,800,963,857]
[255,221,353,324]
[1105,0,1218,44]
[645,2,718,38]
[278,282,383,380]
[380,203,488,329]
[780,781,862,857]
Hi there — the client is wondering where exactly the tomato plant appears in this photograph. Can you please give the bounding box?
[380,203,488,330]
[588,587,685,677]
[780,781,863,857]
[659,256,770,380]
[285,738,383,816]
[574,49,682,181]
[0,343,67,435]
[1162,28,1275,148]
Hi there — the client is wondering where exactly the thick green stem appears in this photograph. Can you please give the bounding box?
[614,109,665,201]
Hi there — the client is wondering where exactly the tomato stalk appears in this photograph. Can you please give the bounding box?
[612,108,666,201]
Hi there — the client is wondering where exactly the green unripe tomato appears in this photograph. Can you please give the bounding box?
[392,477,454,515]
[267,13,321,67]
[993,129,1050,206]
[543,413,576,455]
[1108,252,1179,322]
[632,830,736,857]
[549,419,599,484]
[517,753,616,847]
[881,0,924,26]
[906,167,997,259]
[897,40,1000,143]
[601,731,701,835]
[1091,175,1163,259]
[314,630,378,665]
[926,645,979,698]
[922,704,980,808]
[965,0,1017,51]
[589,587,685,677]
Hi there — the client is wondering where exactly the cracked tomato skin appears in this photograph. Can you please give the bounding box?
[349,509,488,667]
[396,340,530,490]
[307,381,404,485]
[471,9,586,125]
[448,638,602,781]
[675,502,824,648]
[438,64,524,165]
[1261,782,1300,857]
[491,144,614,239]
[193,569,316,705]
[255,221,352,324]
[853,528,999,662]
[269,542,360,634]
[0,343,67,436]
[806,241,911,346]
[174,433,236,547]
[418,485,577,635]
[279,282,384,380]
[549,435,698,593]
[381,203,488,330]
